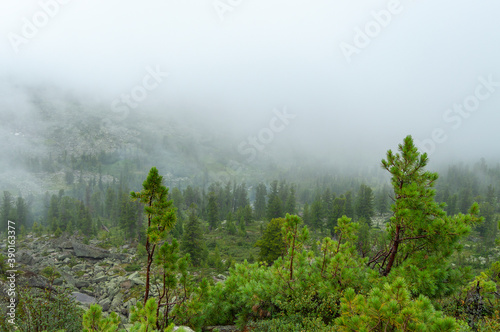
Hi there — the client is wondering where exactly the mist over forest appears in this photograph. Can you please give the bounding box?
[1,1,500,331]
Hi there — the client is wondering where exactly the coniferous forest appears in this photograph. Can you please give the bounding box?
[1,133,500,331]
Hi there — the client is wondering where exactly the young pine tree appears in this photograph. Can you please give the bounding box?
[373,136,483,298]
[131,167,177,305]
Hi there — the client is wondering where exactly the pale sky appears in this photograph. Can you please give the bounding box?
[1,0,499,167]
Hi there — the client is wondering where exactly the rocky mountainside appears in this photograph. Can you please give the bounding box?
[1,234,156,327]
[0,84,278,197]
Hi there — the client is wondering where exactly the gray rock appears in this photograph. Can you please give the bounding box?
[130,277,145,286]
[107,281,120,299]
[111,292,123,311]
[17,250,38,265]
[174,327,195,332]
[128,271,145,286]
[75,280,90,288]
[120,279,132,290]
[94,275,108,283]
[94,265,104,274]
[72,292,96,305]
[53,278,64,286]
[53,236,74,249]
[72,241,110,259]
[18,271,50,289]
[60,270,77,287]
[72,264,86,272]
[57,251,73,261]
[98,298,111,311]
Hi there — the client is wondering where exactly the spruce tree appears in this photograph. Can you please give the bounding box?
[254,183,267,220]
[0,191,13,230]
[355,184,374,224]
[284,185,297,215]
[344,191,355,218]
[266,180,283,220]
[255,217,286,264]
[207,191,219,231]
[181,206,206,267]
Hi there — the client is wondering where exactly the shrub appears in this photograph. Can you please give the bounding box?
[1,286,84,331]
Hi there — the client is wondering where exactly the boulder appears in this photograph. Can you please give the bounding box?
[128,271,145,286]
[60,270,77,288]
[174,327,195,332]
[72,263,86,272]
[120,279,132,290]
[75,280,90,289]
[111,292,124,311]
[98,298,111,311]
[18,271,50,289]
[17,250,38,265]
[72,292,97,305]
[72,241,110,259]
[94,274,108,283]
[54,237,74,249]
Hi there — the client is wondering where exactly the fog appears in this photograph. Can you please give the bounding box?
[1,0,500,177]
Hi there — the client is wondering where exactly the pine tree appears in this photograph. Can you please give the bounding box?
[374,136,482,297]
[131,167,177,305]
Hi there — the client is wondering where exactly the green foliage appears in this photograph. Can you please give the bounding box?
[355,184,375,224]
[267,180,283,220]
[336,277,458,331]
[82,304,121,332]
[199,214,375,329]
[41,266,61,284]
[254,218,286,264]
[125,263,142,272]
[0,254,7,279]
[254,183,267,220]
[129,298,177,332]
[4,286,84,332]
[136,243,147,261]
[181,207,206,267]
[32,221,43,236]
[131,166,177,304]
[207,191,219,231]
[375,135,483,298]
[254,315,334,332]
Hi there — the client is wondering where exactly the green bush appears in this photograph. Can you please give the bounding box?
[125,263,142,272]
[254,315,334,332]
[1,286,84,331]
